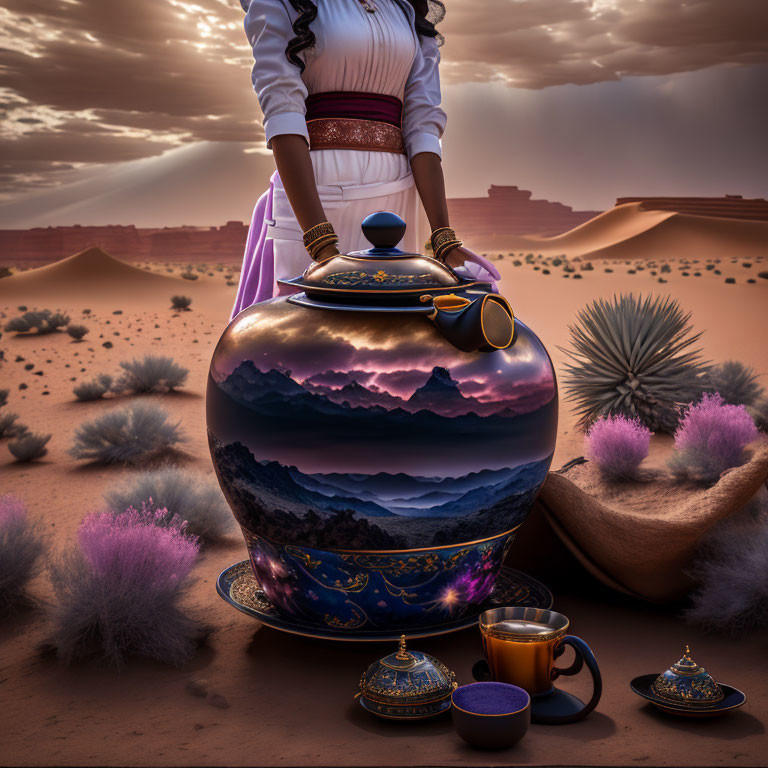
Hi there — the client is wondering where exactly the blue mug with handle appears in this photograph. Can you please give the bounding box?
[473,607,602,725]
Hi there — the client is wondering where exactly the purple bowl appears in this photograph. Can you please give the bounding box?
[451,682,530,750]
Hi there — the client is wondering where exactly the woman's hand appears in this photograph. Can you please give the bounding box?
[304,243,341,277]
[442,245,501,282]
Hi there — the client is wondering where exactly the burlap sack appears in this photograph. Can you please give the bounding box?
[537,441,768,603]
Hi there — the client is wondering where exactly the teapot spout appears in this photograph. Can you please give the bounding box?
[428,293,515,352]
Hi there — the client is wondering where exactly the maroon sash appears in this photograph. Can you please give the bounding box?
[305,91,403,126]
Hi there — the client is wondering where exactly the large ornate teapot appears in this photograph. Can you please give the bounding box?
[207,212,557,634]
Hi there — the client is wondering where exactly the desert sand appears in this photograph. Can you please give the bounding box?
[1,207,767,766]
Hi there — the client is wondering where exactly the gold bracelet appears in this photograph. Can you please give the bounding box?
[308,235,340,261]
[307,232,337,252]
[435,243,462,262]
[430,227,459,257]
[434,236,462,262]
[303,221,335,249]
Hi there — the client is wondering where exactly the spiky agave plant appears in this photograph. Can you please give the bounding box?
[561,294,707,432]
[704,360,764,406]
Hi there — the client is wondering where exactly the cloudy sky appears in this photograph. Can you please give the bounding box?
[1,0,766,227]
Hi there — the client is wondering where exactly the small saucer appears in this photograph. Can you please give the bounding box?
[217,560,553,642]
[630,674,746,718]
[530,688,590,725]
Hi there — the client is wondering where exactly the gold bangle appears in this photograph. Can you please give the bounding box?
[308,234,338,258]
[313,243,340,264]
[430,226,458,255]
[309,237,339,262]
[303,221,335,249]
[435,239,462,262]
[307,232,337,251]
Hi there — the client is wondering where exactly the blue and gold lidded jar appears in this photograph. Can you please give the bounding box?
[651,646,724,708]
[359,635,458,719]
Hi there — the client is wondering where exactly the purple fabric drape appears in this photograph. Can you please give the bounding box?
[230,172,278,320]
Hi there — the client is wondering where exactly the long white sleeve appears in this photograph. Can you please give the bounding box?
[401,34,447,160]
[244,0,309,147]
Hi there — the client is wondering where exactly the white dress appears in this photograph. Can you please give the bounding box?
[238,0,447,302]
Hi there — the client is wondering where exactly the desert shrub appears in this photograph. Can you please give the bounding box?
[0,412,28,439]
[748,398,768,432]
[70,402,183,464]
[669,393,760,483]
[0,389,8,407]
[704,361,763,406]
[171,295,192,311]
[562,294,707,432]
[73,374,113,402]
[584,415,651,480]
[114,355,188,393]
[49,503,202,667]
[67,324,89,341]
[180,271,198,281]
[685,493,768,636]
[8,433,51,462]
[0,495,44,612]
[105,468,233,543]
[4,310,70,335]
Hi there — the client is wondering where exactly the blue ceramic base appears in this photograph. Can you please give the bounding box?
[530,688,588,724]
[217,560,553,642]
[630,674,746,718]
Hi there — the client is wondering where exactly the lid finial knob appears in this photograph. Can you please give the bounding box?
[395,634,409,661]
[361,211,406,250]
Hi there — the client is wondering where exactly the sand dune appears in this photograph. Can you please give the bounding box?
[0,246,182,297]
[481,203,768,262]
[528,203,675,253]
[578,209,768,261]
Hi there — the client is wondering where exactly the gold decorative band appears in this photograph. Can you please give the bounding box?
[302,220,340,262]
[307,117,406,154]
[430,226,463,262]
[302,221,335,248]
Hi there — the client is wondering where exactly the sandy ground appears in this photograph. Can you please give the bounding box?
[0,207,767,766]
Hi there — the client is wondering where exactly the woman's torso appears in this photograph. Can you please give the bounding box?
[296,0,418,186]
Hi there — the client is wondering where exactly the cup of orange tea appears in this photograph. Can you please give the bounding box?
[474,607,602,725]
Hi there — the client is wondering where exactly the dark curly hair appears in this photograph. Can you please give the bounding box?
[284,0,445,72]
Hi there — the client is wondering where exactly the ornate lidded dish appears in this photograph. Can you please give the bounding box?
[359,635,457,719]
[207,212,557,635]
[651,646,724,707]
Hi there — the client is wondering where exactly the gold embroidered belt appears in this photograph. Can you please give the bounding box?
[305,92,406,155]
[307,118,405,154]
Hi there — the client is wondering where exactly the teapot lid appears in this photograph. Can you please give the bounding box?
[359,635,457,707]
[651,645,724,707]
[280,212,485,306]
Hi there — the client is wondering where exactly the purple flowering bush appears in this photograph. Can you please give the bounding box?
[669,392,760,484]
[0,495,44,612]
[50,502,203,667]
[584,415,652,480]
